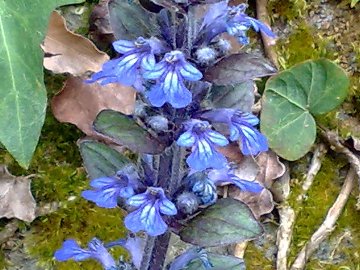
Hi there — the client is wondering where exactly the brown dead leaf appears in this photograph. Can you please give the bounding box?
[256,150,286,188]
[229,187,274,219]
[42,11,109,76]
[228,156,274,218]
[0,166,36,222]
[218,143,244,163]
[51,76,135,136]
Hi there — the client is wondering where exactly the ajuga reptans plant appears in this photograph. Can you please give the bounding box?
[55,0,276,269]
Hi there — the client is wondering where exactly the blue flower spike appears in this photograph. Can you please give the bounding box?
[177,119,229,171]
[208,166,263,193]
[143,50,203,108]
[198,2,276,46]
[55,238,116,269]
[227,4,276,45]
[87,37,164,88]
[124,187,177,236]
[202,109,268,156]
[82,164,141,208]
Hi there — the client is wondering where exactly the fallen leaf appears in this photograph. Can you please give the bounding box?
[218,143,244,163]
[0,166,36,222]
[229,187,274,219]
[42,11,109,76]
[51,76,135,137]
[256,151,286,188]
[270,162,290,203]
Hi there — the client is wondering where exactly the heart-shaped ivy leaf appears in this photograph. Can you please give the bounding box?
[79,140,130,179]
[186,253,245,270]
[261,59,349,161]
[204,53,277,86]
[93,109,166,154]
[180,198,263,247]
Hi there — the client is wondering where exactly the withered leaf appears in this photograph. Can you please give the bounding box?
[0,166,36,222]
[229,187,274,219]
[42,11,109,76]
[51,76,136,137]
[256,151,286,188]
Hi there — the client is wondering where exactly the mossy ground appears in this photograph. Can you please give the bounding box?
[0,71,129,269]
[245,1,360,269]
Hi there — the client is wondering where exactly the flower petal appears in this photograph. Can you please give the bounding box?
[112,40,136,54]
[124,207,145,233]
[177,130,196,147]
[88,238,116,269]
[127,192,149,207]
[141,53,156,71]
[232,178,263,192]
[159,198,177,215]
[89,177,118,189]
[237,124,268,155]
[141,203,168,236]
[147,83,167,107]
[163,72,192,108]
[54,239,91,262]
[143,61,168,80]
[81,188,119,208]
[206,130,229,146]
[178,62,203,81]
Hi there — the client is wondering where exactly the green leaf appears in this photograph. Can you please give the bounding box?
[186,253,245,270]
[79,140,130,179]
[351,0,359,7]
[261,59,349,161]
[109,0,158,40]
[0,0,84,168]
[204,53,277,86]
[93,109,166,154]
[208,80,255,112]
[180,198,263,247]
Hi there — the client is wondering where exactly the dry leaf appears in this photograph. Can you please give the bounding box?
[229,187,274,219]
[51,76,136,137]
[218,143,244,163]
[0,166,36,222]
[42,11,109,76]
[228,156,274,218]
[256,151,286,188]
[270,162,290,203]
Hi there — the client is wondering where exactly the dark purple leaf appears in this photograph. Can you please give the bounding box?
[204,53,277,85]
[93,109,166,154]
[109,0,158,40]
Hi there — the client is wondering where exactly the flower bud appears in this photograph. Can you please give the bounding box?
[147,115,169,132]
[213,38,232,55]
[194,47,217,66]
[176,191,199,215]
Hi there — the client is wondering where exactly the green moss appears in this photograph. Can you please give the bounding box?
[244,242,274,270]
[0,69,129,268]
[287,155,360,267]
[268,0,308,22]
[276,23,337,70]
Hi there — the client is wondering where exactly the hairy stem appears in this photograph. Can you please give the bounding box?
[140,143,186,270]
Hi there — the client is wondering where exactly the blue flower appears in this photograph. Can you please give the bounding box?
[226,4,276,45]
[105,235,144,270]
[82,164,141,208]
[87,37,164,88]
[202,109,268,155]
[169,248,213,270]
[55,238,116,269]
[143,50,203,108]
[186,171,217,206]
[197,2,275,46]
[124,187,177,236]
[208,166,263,193]
[177,120,229,171]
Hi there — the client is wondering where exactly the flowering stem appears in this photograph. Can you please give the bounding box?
[140,143,186,270]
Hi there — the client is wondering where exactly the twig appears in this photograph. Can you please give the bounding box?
[290,167,356,270]
[256,0,279,68]
[321,130,360,182]
[296,143,328,202]
[276,205,296,270]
